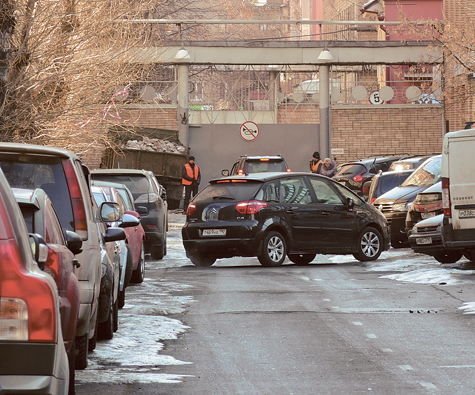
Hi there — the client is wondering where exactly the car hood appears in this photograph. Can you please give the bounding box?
[374,185,429,204]
[414,213,443,229]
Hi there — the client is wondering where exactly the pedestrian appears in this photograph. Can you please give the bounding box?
[319,157,337,178]
[182,155,201,213]
[309,151,323,174]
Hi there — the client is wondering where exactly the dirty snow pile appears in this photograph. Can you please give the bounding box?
[123,136,187,154]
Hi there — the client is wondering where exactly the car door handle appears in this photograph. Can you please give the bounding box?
[286,206,300,214]
[321,211,330,216]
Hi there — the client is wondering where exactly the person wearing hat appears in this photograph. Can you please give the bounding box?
[182,155,201,213]
[309,151,323,174]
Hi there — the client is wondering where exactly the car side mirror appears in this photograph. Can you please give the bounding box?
[347,197,355,209]
[136,206,148,215]
[99,201,120,222]
[29,233,48,270]
[222,170,229,177]
[104,227,126,243]
[65,230,83,255]
[119,213,140,228]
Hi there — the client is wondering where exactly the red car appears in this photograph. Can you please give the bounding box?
[12,187,83,392]
[92,181,146,298]
[0,170,70,393]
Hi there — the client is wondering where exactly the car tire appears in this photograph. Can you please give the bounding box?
[124,244,134,288]
[74,333,88,370]
[433,250,463,264]
[113,297,119,332]
[353,226,383,262]
[88,314,98,352]
[258,231,286,267]
[118,289,126,309]
[189,253,216,267]
[131,243,145,283]
[288,253,316,265]
[99,295,114,340]
[151,241,164,260]
[68,338,76,395]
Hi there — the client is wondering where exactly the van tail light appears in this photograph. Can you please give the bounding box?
[135,193,159,204]
[0,239,57,342]
[442,177,451,216]
[236,200,268,215]
[187,202,197,216]
[353,173,365,183]
[62,160,87,238]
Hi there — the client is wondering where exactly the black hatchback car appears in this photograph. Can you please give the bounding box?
[182,172,390,267]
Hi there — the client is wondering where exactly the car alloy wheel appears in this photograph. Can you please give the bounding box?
[258,231,286,266]
[353,226,382,262]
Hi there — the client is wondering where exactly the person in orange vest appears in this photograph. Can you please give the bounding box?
[182,156,201,213]
[309,151,323,173]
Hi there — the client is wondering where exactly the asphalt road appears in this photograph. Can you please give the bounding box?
[76,212,475,395]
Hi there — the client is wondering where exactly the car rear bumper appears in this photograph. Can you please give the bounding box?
[0,342,68,394]
[183,238,260,258]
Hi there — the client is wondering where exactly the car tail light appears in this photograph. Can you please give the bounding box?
[43,246,60,285]
[353,173,366,183]
[259,158,270,162]
[238,169,244,175]
[370,197,376,204]
[135,193,159,204]
[0,239,57,342]
[187,202,197,216]
[286,169,291,172]
[414,202,443,212]
[62,160,87,238]
[362,184,370,194]
[442,177,451,216]
[236,200,268,214]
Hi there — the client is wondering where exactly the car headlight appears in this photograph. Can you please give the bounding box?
[436,224,442,233]
[412,226,418,234]
[393,202,409,211]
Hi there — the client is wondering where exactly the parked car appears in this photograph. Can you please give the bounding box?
[373,155,442,249]
[182,172,390,266]
[0,167,69,393]
[221,155,291,176]
[408,214,465,263]
[12,187,82,394]
[0,143,114,370]
[367,169,414,204]
[387,155,433,172]
[92,181,145,307]
[91,169,168,260]
[333,154,409,198]
[405,181,442,236]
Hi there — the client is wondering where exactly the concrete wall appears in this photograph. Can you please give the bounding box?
[187,123,320,189]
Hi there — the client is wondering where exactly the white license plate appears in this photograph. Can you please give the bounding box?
[421,212,436,219]
[459,210,475,219]
[202,229,226,236]
[416,237,432,245]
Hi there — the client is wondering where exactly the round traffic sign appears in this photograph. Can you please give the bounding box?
[240,121,259,142]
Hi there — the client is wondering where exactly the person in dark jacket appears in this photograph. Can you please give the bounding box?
[309,151,323,173]
[319,157,337,178]
[182,156,201,213]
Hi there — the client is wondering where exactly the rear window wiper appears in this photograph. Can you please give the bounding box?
[212,196,235,200]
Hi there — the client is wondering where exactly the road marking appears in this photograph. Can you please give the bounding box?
[380,348,393,353]
[419,382,437,389]
[366,334,377,339]
[352,321,363,326]
[399,365,413,371]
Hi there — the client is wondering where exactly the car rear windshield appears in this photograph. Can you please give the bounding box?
[92,174,151,199]
[195,181,263,203]
[334,163,367,177]
[401,157,441,187]
[379,172,412,192]
[243,160,287,173]
[0,155,74,232]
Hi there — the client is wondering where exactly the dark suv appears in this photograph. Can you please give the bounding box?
[333,155,408,197]
[182,172,389,266]
[222,155,290,176]
[92,169,168,260]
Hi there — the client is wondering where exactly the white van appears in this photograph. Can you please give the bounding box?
[441,128,475,256]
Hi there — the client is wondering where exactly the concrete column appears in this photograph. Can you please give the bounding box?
[319,64,331,159]
[177,64,189,147]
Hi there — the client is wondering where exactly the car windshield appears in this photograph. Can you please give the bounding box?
[92,174,151,199]
[0,155,74,232]
[401,157,441,187]
[243,160,286,173]
[195,181,263,202]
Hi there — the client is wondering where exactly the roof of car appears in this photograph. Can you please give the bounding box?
[0,142,79,160]
[92,169,152,176]
[91,179,128,190]
[210,171,327,183]
[239,155,284,160]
